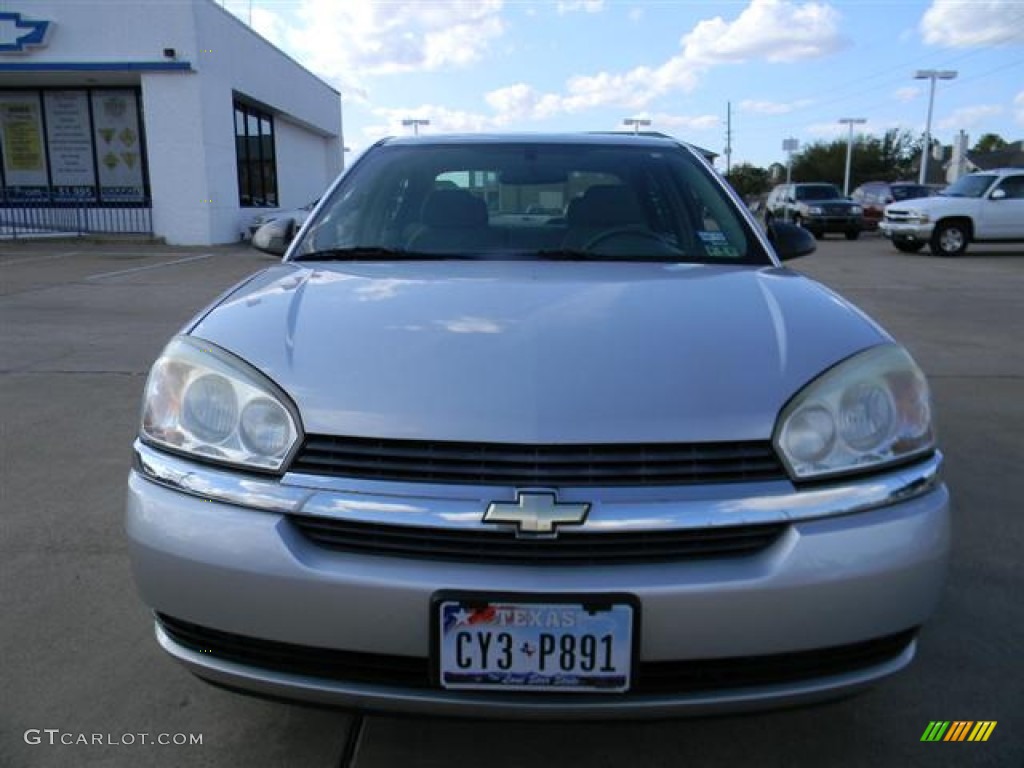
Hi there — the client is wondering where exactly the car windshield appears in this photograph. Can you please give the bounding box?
[291,141,768,265]
[890,185,931,201]
[940,175,995,198]
[795,185,843,201]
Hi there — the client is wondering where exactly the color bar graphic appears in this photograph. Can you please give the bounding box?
[921,721,996,742]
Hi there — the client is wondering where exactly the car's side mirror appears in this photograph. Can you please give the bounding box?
[767,221,816,261]
[990,188,1007,201]
[251,218,296,255]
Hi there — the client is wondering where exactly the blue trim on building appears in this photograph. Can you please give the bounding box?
[0,61,192,72]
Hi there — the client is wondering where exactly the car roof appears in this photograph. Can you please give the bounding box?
[376,132,687,150]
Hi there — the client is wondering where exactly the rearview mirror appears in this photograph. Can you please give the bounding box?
[251,218,296,256]
[767,221,816,261]
[990,188,1007,200]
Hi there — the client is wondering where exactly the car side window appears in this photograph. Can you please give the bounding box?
[994,176,1024,199]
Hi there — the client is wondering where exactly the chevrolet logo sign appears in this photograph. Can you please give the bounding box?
[483,492,590,536]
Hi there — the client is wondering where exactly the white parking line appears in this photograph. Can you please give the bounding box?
[85,252,214,280]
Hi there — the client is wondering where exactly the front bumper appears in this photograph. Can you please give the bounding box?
[126,443,950,718]
[802,214,862,233]
[879,220,934,243]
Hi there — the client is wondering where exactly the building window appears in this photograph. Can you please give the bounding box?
[0,87,149,205]
[234,101,277,207]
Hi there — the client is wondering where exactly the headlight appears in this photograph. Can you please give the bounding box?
[806,206,823,215]
[140,336,301,472]
[850,205,863,214]
[774,345,934,481]
[905,209,930,223]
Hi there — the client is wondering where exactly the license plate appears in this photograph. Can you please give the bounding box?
[436,596,635,693]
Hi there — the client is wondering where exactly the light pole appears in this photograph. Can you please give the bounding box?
[838,118,866,196]
[622,118,651,135]
[781,138,799,222]
[401,118,430,136]
[914,69,957,184]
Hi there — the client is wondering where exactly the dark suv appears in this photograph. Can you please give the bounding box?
[765,183,863,240]
[851,181,933,231]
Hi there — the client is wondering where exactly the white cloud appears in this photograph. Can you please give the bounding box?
[650,113,722,132]
[484,84,564,122]
[739,99,813,115]
[938,105,1005,130]
[556,0,605,14]
[1016,91,1024,126]
[805,120,881,139]
[921,0,1024,47]
[243,0,505,92]
[892,86,921,103]
[628,7,645,23]
[680,0,846,64]
[366,105,495,138]
[805,122,846,139]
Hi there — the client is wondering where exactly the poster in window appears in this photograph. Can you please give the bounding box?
[44,91,97,202]
[91,90,145,202]
[0,91,49,202]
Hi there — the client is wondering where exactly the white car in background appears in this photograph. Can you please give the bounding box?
[247,198,318,241]
[880,168,1024,256]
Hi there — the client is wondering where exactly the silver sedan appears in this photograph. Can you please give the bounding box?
[127,133,949,718]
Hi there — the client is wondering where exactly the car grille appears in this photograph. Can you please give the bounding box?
[288,435,787,486]
[288,516,787,565]
[158,614,918,696]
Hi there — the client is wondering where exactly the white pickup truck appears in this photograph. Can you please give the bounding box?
[879,168,1024,256]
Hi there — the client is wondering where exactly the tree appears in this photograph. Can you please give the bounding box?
[972,133,1008,153]
[725,162,772,200]
[790,129,921,188]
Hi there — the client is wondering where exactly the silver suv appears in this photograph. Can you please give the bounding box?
[880,168,1024,256]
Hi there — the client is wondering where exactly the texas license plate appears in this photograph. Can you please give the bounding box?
[436,596,635,693]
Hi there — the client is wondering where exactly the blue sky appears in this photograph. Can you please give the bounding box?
[223,0,1024,169]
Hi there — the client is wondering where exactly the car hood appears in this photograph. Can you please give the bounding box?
[189,261,886,443]
[887,194,972,215]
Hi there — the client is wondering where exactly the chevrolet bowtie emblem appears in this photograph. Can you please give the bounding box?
[483,492,590,535]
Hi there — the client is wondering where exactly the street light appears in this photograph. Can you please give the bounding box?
[838,117,866,196]
[622,118,651,135]
[401,118,430,136]
[914,69,957,184]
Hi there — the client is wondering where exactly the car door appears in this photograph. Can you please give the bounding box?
[979,174,1024,239]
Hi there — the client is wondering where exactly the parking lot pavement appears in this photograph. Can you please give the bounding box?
[1,237,1021,767]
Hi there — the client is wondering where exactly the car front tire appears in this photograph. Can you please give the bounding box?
[845,229,860,241]
[930,220,969,257]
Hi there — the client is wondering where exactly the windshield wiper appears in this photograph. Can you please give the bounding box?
[290,247,472,262]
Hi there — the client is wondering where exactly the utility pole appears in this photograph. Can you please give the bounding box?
[838,118,866,196]
[782,138,799,222]
[914,69,957,184]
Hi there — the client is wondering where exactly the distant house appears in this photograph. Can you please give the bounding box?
[966,140,1024,171]
[934,139,1024,184]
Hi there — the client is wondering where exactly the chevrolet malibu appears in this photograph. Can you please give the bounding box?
[126,133,949,718]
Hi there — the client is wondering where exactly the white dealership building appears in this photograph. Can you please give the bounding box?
[0,0,342,244]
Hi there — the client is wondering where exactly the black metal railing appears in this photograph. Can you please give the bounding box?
[0,203,152,238]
